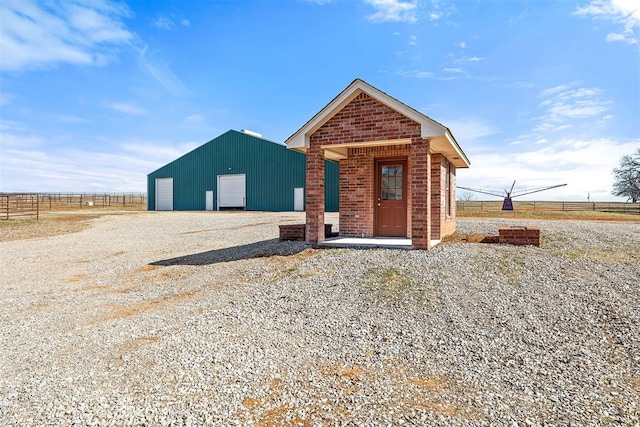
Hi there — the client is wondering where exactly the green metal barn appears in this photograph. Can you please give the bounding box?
[147,129,339,211]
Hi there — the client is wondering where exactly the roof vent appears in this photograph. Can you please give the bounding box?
[241,129,262,138]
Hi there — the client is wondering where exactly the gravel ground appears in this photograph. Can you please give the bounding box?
[0,211,638,426]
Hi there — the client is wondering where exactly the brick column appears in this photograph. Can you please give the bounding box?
[450,165,457,220]
[430,154,442,240]
[305,144,325,245]
[411,137,431,249]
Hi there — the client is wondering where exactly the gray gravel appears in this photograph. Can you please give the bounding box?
[1,211,638,426]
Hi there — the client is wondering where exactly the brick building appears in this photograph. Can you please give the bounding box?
[285,79,470,249]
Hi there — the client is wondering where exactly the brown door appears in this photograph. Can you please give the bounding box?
[375,159,407,237]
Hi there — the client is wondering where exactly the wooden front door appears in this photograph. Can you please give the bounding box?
[375,159,408,237]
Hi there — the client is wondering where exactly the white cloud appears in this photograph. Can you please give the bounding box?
[0,0,133,71]
[0,120,45,149]
[397,68,464,81]
[121,141,200,163]
[455,41,467,48]
[606,32,627,41]
[441,118,500,145]
[184,114,203,123]
[454,55,486,64]
[137,45,187,95]
[458,137,640,201]
[51,114,91,123]
[152,16,176,30]
[427,0,456,23]
[463,80,630,202]
[0,124,200,192]
[540,83,572,97]
[408,35,418,45]
[575,0,640,44]
[364,0,418,23]
[502,81,534,88]
[398,69,435,79]
[302,0,335,4]
[0,92,15,105]
[535,84,612,131]
[151,15,191,30]
[106,102,146,115]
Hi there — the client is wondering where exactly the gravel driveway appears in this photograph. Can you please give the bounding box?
[1,211,638,426]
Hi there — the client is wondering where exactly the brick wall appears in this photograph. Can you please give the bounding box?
[305,144,325,245]
[410,137,431,249]
[310,92,421,144]
[430,154,457,240]
[309,92,421,240]
[306,91,450,249]
[339,145,411,237]
[446,165,457,235]
[431,154,443,240]
[279,224,305,241]
[498,226,540,246]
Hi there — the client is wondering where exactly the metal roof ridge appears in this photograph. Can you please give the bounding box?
[228,129,284,146]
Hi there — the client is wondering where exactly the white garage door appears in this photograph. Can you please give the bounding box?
[156,178,173,211]
[218,174,246,209]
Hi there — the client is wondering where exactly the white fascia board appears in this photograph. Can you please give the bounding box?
[444,130,471,167]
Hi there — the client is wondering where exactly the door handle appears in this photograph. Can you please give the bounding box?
[377,197,381,207]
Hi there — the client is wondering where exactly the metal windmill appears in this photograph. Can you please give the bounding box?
[458,181,567,210]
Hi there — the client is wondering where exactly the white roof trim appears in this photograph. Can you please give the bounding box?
[285,79,470,168]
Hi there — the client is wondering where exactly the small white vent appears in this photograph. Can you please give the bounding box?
[240,129,262,138]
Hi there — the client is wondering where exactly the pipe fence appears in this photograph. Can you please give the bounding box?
[1,193,146,220]
[456,200,640,214]
[1,194,39,220]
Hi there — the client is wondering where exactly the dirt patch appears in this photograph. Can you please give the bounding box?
[90,292,195,323]
[180,228,221,235]
[0,215,97,242]
[442,232,492,243]
[409,376,449,390]
[138,265,162,272]
[458,210,640,222]
[78,285,109,291]
[0,209,147,242]
[256,405,312,427]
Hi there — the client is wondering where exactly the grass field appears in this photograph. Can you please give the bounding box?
[0,206,145,242]
[457,209,640,221]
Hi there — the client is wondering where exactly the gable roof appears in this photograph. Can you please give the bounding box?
[147,129,285,176]
[285,78,470,168]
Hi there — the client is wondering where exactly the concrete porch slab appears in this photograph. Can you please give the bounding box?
[319,237,441,250]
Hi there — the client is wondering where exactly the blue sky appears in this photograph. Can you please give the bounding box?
[1,0,638,201]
